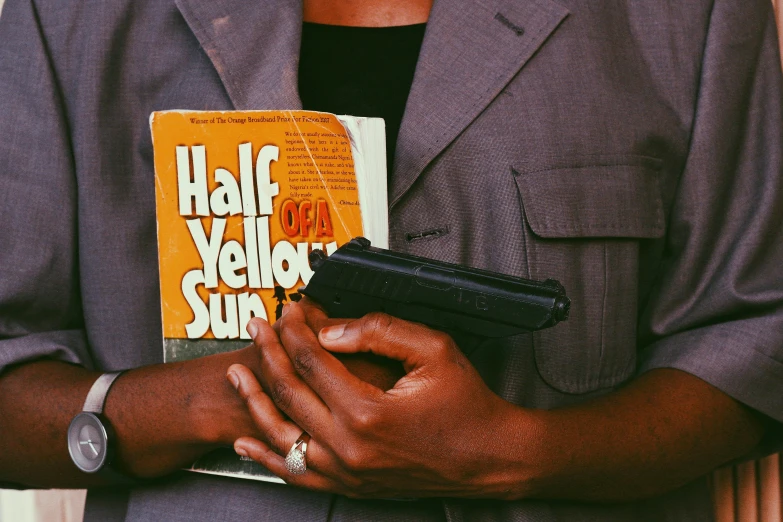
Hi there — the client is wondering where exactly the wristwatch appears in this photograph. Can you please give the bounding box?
[67,372,127,477]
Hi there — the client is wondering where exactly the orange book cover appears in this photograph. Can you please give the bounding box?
[151,110,379,482]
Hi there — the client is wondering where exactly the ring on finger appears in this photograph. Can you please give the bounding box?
[284,432,310,475]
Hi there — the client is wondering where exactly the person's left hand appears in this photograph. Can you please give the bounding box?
[227,300,540,499]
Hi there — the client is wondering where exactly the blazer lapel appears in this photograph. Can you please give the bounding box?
[391,0,569,208]
[174,0,569,207]
[174,0,303,110]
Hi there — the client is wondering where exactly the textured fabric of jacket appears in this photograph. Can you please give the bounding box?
[1,0,782,520]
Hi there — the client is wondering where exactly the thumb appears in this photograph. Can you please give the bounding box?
[318,312,457,371]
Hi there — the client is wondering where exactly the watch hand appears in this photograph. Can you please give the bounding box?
[80,439,100,456]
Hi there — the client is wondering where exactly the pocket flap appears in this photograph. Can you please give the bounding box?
[513,156,665,238]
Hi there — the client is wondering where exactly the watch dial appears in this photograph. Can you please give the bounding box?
[78,424,103,459]
[68,413,108,473]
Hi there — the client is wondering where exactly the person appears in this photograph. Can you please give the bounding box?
[0,0,781,520]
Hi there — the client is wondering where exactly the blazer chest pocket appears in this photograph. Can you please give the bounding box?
[513,156,665,393]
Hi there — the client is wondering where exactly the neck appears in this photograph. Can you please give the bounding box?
[303,0,432,27]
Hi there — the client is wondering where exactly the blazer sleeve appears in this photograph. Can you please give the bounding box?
[0,0,93,374]
[637,0,783,426]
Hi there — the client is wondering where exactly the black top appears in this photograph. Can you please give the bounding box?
[298,22,427,175]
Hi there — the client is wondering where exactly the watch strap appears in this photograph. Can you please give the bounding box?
[83,371,123,414]
[94,459,139,485]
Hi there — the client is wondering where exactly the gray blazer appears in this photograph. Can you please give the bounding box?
[1,0,782,520]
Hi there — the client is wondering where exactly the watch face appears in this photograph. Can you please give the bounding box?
[67,412,109,473]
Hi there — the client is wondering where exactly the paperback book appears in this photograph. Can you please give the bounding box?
[151,110,387,482]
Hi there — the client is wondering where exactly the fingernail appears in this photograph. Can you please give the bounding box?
[246,320,258,339]
[227,371,240,390]
[321,324,345,341]
[235,445,248,458]
[282,303,292,316]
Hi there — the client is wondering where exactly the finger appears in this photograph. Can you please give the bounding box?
[279,297,347,335]
[318,312,460,371]
[277,302,401,391]
[298,297,328,330]
[277,302,380,406]
[234,436,339,492]
[227,364,307,454]
[243,321,333,435]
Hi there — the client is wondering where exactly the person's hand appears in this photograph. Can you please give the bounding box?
[227,301,540,499]
[273,299,404,391]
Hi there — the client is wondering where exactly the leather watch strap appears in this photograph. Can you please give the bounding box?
[83,371,123,414]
